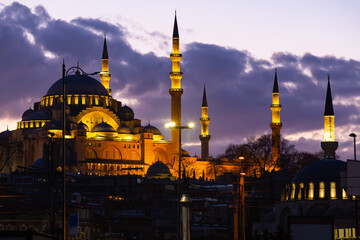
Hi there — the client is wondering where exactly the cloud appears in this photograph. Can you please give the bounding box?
[0,2,360,161]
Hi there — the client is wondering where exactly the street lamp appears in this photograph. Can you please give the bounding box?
[62,61,99,239]
[165,121,194,240]
[350,133,357,161]
[238,156,246,240]
[349,133,358,239]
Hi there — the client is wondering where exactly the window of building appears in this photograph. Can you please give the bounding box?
[308,182,314,200]
[342,188,348,199]
[291,183,296,200]
[330,182,336,199]
[298,183,304,200]
[319,182,325,199]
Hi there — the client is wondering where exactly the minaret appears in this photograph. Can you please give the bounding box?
[169,13,183,154]
[270,68,282,170]
[100,34,112,95]
[321,75,338,159]
[199,85,211,159]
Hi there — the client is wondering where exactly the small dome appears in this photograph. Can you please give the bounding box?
[93,122,116,132]
[42,120,61,130]
[143,125,162,135]
[182,149,190,157]
[121,105,133,114]
[117,125,131,134]
[22,108,34,119]
[77,122,89,131]
[0,129,12,139]
[22,110,51,121]
[146,161,171,179]
[45,74,109,97]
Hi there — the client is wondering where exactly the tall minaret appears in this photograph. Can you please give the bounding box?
[321,75,338,159]
[199,85,211,160]
[100,35,112,95]
[169,13,183,154]
[270,68,282,170]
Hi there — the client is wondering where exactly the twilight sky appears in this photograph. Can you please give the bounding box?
[0,1,360,160]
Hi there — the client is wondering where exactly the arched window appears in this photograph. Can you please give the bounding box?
[298,183,304,200]
[291,183,296,200]
[308,182,314,200]
[319,182,325,199]
[330,182,336,199]
[342,189,348,199]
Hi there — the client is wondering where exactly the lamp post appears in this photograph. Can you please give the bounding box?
[62,62,99,240]
[350,133,358,239]
[165,122,194,240]
[239,156,246,240]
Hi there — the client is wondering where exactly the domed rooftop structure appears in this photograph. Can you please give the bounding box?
[22,110,51,121]
[143,124,162,135]
[146,161,172,179]
[121,105,133,114]
[292,159,345,184]
[93,122,116,132]
[117,125,131,134]
[45,74,109,97]
[22,108,34,119]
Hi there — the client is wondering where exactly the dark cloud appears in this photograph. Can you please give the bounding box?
[0,2,360,160]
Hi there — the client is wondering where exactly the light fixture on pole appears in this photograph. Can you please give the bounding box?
[239,156,246,240]
[165,121,194,240]
[349,133,358,240]
[62,61,99,240]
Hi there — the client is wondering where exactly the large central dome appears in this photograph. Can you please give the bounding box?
[45,74,109,97]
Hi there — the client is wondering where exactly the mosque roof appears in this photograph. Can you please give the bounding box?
[22,110,51,121]
[173,14,179,38]
[324,75,334,116]
[292,159,345,184]
[45,74,109,97]
[273,68,279,93]
[117,125,131,134]
[22,108,34,119]
[121,105,134,114]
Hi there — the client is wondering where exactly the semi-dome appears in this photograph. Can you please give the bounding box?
[121,105,133,114]
[22,110,51,121]
[146,161,171,179]
[45,74,109,97]
[292,159,346,184]
[143,125,162,135]
[42,120,61,130]
[0,129,12,139]
[77,122,89,131]
[93,122,116,132]
[117,125,131,134]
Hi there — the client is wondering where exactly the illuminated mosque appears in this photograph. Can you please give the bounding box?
[0,15,212,178]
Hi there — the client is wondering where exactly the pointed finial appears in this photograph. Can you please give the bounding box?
[102,34,109,59]
[75,61,80,75]
[324,75,334,116]
[273,68,279,93]
[148,120,150,126]
[6,125,8,131]
[173,12,179,38]
[202,84,208,107]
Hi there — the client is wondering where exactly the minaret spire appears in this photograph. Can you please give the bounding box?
[200,85,211,160]
[321,75,338,158]
[270,68,282,171]
[100,34,112,95]
[169,12,183,162]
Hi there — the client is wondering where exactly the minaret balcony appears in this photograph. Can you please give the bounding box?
[169,72,183,80]
[170,54,182,61]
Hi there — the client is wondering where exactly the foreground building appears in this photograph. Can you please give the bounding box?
[0,15,211,179]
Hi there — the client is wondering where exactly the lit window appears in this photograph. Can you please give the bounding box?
[298,183,304,200]
[82,96,86,105]
[75,96,79,104]
[291,183,296,200]
[319,182,325,199]
[342,188,348,199]
[308,182,314,200]
[67,95,71,105]
[330,182,336,199]
[95,96,99,105]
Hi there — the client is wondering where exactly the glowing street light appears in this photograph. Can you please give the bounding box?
[165,121,194,240]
